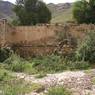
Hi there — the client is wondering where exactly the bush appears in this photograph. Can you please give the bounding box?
[4,54,36,74]
[2,54,90,74]
[73,0,95,24]
[46,86,71,95]
[30,55,90,73]
[0,48,12,62]
[0,69,11,81]
[4,54,24,72]
[75,31,95,63]
[63,61,90,70]
[31,54,61,67]
[31,55,63,73]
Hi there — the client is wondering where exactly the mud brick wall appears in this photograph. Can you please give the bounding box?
[1,19,95,57]
[7,25,57,45]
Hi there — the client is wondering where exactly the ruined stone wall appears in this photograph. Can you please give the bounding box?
[5,25,58,46]
[68,24,95,40]
[1,19,95,57]
[1,20,94,47]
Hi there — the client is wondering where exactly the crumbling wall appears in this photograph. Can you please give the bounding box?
[5,25,58,45]
[1,19,95,57]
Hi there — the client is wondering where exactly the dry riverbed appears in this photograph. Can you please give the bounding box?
[15,70,95,95]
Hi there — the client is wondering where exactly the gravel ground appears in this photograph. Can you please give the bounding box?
[15,70,95,95]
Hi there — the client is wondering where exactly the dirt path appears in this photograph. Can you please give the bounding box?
[15,70,95,95]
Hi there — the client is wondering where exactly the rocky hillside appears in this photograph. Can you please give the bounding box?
[0,1,15,21]
[0,1,73,23]
[47,3,73,23]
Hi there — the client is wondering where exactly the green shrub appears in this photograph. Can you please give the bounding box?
[46,86,71,95]
[31,54,61,67]
[73,0,95,24]
[4,54,36,74]
[30,55,90,73]
[75,31,95,63]
[3,54,65,74]
[31,55,63,73]
[4,54,24,72]
[63,61,90,70]
[0,69,10,81]
[2,54,90,74]
[23,63,36,74]
[0,48,12,62]
[10,62,25,72]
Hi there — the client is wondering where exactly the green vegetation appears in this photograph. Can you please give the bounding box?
[1,0,95,94]
[4,54,36,74]
[0,68,44,95]
[35,72,47,78]
[47,3,73,23]
[0,28,95,95]
[0,48,12,62]
[51,7,73,23]
[0,68,12,81]
[1,80,33,95]
[0,54,90,75]
[75,31,95,63]
[84,69,92,74]
[73,0,95,24]
[91,77,95,85]
[46,86,71,95]
[0,29,94,95]
[13,0,51,25]
[31,56,90,73]
[1,31,95,75]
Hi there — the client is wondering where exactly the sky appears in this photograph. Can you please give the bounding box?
[4,0,76,4]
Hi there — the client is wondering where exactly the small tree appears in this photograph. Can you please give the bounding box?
[73,0,95,24]
[13,0,51,25]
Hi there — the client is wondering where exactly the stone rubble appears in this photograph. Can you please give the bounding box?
[15,70,95,95]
